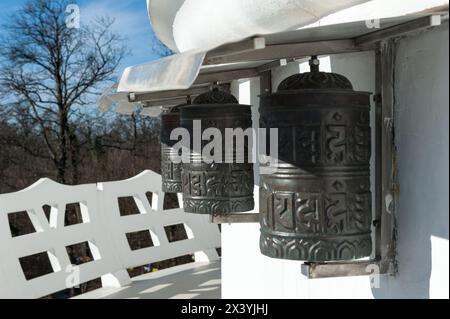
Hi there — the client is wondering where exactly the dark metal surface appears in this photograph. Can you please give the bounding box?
[161,105,183,193]
[259,61,372,262]
[192,87,239,104]
[180,90,254,214]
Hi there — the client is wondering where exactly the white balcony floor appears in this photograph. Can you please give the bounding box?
[73,261,221,299]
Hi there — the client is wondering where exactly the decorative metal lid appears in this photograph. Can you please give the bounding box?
[193,87,238,104]
[162,96,192,114]
[168,103,184,113]
[277,56,353,91]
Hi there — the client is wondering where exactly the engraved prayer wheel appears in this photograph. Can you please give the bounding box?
[259,57,372,261]
[161,105,183,193]
[180,88,254,214]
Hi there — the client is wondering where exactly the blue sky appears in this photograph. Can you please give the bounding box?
[0,0,171,76]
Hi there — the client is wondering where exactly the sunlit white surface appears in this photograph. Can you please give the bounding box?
[118,49,206,93]
[116,0,447,95]
[147,0,186,52]
[304,0,449,28]
[173,0,367,52]
[74,261,221,299]
[148,0,448,53]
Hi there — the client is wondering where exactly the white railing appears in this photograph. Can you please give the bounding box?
[0,170,220,299]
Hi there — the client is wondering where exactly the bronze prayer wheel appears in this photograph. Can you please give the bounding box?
[259,57,372,261]
[180,89,254,214]
[161,105,183,193]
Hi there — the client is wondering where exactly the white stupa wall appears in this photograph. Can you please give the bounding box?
[223,24,449,299]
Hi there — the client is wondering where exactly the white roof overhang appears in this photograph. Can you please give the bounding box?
[100,3,448,116]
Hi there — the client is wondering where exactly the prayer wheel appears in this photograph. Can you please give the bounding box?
[259,57,372,261]
[161,105,183,193]
[180,88,254,214]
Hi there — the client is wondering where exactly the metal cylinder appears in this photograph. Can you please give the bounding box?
[161,105,183,193]
[180,89,254,214]
[259,58,372,261]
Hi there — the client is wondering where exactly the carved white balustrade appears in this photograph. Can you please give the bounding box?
[0,170,220,299]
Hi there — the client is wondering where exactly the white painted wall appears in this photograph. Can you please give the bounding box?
[381,24,449,299]
[223,25,449,299]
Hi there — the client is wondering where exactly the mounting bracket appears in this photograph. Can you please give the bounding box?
[302,40,398,279]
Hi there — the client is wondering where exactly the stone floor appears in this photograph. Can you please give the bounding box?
[73,261,221,299]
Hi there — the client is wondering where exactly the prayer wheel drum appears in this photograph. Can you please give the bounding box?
[259,58,372,261]
[161,105,183,193]
[180,89,254,214]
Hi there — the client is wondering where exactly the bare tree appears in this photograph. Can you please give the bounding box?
[0,0,127,183]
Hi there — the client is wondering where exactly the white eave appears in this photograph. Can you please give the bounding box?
[146,0,185,52]
[100,2,449,116]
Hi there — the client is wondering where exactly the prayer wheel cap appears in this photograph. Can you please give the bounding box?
[193,87,239,104]
[180,89,254,215]
[277,56,354,91]
[259,57,372,262]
